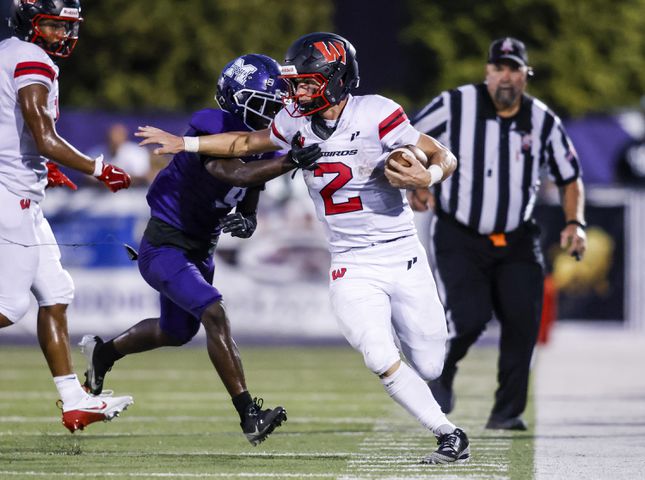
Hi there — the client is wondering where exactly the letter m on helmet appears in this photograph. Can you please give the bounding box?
[313,41,346,64]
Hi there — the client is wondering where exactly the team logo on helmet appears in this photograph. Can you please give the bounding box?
[223,58,258,87]
[313,41,346,64]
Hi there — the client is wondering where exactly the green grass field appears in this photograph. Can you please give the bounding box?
[0,344,534,479]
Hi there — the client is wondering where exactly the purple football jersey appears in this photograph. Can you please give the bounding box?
[146,109,275,241]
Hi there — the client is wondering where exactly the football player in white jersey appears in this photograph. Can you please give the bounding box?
[0,0,133,432]
[137,32,469,464]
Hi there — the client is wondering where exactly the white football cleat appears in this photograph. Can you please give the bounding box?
[59,392,133,433]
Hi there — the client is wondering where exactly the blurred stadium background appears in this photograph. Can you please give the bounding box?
[1,0,644,478]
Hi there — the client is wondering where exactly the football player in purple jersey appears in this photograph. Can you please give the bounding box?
[79,54,321,446]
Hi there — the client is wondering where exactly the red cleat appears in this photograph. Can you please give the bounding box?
[59,393,133,433]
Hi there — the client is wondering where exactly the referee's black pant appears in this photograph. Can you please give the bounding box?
[432,215,545,422]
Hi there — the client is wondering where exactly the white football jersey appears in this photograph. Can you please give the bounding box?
[0,37,59,202]
[270,94,421,253]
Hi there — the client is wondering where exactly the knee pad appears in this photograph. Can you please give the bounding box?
[31,261,75,307]
[412,359,445,382]
[360,335,401,376]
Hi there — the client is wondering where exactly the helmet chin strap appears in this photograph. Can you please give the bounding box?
[310,102,345,140]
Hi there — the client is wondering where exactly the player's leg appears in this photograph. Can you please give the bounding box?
[197,282,286,445]
[0,184,39,327]
[30,214,132,432]
[390,238,447,381]
[381,237,470,464]
[431,219,494,413]
[488,236,544,430]
[80,238,204,394]
[31,213,76,378]
[330,248,468,464]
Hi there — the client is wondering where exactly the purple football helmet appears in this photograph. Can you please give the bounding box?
[216,54,287,131]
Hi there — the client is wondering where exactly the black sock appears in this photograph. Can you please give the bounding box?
[98,339,125,367]
[232,391,253,422]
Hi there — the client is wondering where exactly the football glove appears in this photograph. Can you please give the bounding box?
[287,132,321,171]
[220,212,257,239]
[46,162,77,190]
[93,155,132,192]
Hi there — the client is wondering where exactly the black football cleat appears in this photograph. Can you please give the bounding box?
[241,397,287,446]
[79,335,111,395]
[422,428,470,464]
[485,416,528,431]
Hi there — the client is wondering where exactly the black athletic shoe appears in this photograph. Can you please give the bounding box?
[428,378,455,414]
[79,335,111,395]
[485,416,528,431]
[241,398,287,446]
[422,428,470,464]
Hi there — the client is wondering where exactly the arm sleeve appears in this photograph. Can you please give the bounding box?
[545,116,582,186]
[377,97,420,149]
[13,45,56,92]
[412,92,450,144]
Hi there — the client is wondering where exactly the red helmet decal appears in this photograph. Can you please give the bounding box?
[313,41,346,64]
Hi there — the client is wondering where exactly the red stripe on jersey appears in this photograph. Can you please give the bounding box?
[378,107,407,139]
[14,62,56,82]
[271,122,286,143]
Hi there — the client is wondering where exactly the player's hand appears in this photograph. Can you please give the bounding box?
[220,212,257,239]
[560,223,586,261]
[94,156,131,192]
[136,126,183,155]
[287,132,321,171]
[407,189,434,212]
[385,156,432,189]
[45,162,77,190]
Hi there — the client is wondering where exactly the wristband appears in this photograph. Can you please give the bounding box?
[92,154,104,177]
[566,219,586,230]
[183,136,200,153]
[427,164,443,188]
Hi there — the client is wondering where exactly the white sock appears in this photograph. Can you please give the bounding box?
[54,374,87,409]
[380,362,456,436]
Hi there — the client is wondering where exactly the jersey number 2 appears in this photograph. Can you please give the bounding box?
[314,162,363,215]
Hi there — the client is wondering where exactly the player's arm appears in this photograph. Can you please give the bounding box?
[137,126,279,157]
[20,84,95,174]
[205,133,321,187]
[385,133,457,189]
[205,156,296,187]
[219,187,261,239]
[19,84,131,192]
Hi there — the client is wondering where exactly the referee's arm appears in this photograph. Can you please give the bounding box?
[560,178,587,259]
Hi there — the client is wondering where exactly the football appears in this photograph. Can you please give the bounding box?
[386,144,429,169]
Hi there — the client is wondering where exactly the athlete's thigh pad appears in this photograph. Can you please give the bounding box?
[329,249,400,375]
[31,214,74,306]
[0,184,40,321]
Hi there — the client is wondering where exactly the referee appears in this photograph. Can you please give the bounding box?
[386,37,587,430]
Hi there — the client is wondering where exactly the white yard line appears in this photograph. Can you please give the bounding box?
[0,473,335,478]
[534,323,645,480]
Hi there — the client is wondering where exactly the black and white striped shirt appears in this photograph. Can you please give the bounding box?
[413,83,580,234]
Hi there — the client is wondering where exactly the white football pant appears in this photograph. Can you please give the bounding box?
[329,235,447,379]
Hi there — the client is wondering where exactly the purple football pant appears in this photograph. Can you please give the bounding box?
[137,237,222,342]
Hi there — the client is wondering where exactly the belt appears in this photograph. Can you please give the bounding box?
[435,210,531,247]
[143,217,218,255]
